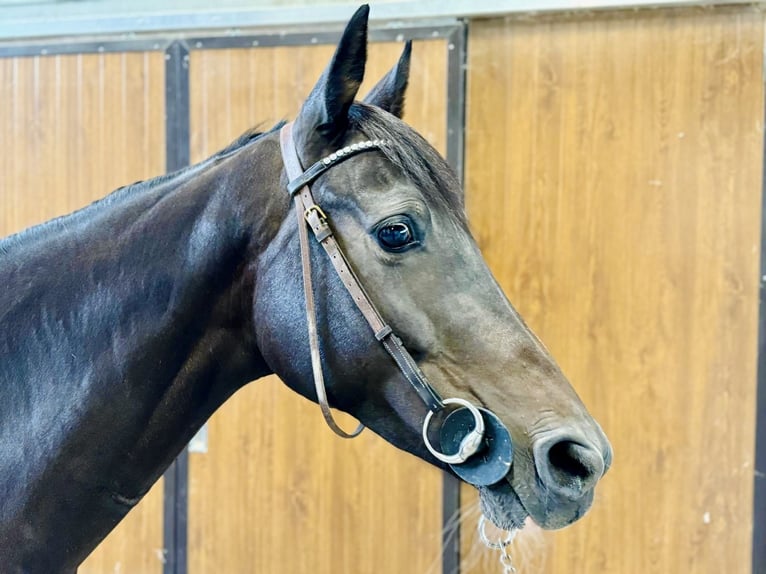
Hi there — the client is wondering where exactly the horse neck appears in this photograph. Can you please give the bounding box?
[0,134,283,569]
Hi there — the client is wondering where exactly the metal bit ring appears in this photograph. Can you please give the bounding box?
[422,398,485,464]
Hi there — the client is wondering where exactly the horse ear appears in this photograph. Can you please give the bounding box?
[293,4,369,156]
[363,40,411,118]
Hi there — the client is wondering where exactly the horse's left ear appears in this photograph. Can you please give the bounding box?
[363,41,411,118]
[293,5,369,157]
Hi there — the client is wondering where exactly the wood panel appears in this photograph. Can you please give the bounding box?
[463,7,762,574]
[0,52,166,573]
[187,40,447,574]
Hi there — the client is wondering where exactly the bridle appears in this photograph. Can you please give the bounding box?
[279,122,513,487]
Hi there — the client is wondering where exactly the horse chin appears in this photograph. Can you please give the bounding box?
[479,476,596,532]
[477,480,529,531]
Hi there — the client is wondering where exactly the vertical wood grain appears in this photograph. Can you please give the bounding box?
[462,7,763,574]
[187,40,448,574]
[0,52,166,574]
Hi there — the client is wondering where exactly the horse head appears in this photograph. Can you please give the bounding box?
[254,5,612,531]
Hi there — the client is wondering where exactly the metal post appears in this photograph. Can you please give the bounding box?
[443,21,468,574]
[753,49,766,574]
[163,39,191,574]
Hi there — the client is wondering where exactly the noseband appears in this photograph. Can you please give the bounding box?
[279,123,513,486]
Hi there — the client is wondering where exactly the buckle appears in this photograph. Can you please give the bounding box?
[304,204,328,223]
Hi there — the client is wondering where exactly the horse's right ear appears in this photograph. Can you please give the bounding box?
[363,40,411,118]
[293,5,369,159]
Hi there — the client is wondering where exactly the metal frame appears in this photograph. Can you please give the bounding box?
[0,24,461,58]
[756,265,766,570]
[754,36,766,574]
[442,22,467,574]
[163,41,191,574]
[0,0,753,42]
[190,26,460,49]
[0,39,169,58]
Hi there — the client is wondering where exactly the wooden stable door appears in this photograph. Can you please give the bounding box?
[0,52,166,574]
[462,7,762,574]
[0,38,453,573]
[186,39,449,574]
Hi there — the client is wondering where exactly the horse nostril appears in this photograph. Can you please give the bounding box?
[537,438,605,500]
[548,441,593,479]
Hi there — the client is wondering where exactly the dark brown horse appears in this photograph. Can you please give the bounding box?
[0,6,611,572]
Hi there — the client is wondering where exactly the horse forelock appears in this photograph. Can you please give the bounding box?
[347,103,468,228]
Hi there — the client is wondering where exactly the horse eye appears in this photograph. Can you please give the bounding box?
[377,222,414,251]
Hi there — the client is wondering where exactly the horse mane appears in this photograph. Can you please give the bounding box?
[97,122,285,200]
[0,124,283,256]
[216,123,283,158]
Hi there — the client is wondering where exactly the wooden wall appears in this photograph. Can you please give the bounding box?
[462,6,763,574]
[185,39,448,574]
[0,52,166,574]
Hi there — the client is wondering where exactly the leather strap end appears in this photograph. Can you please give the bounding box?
[314,225,334,242]
[286,178,304,196]
[374,325,393,341]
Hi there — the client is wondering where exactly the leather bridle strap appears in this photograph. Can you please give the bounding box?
[279,123,443,438]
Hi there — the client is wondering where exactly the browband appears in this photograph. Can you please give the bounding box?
[286,139,391,196]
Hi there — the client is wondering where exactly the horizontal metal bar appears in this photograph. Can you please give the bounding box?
[0,0,752,42]
[0,24,458,59]
[187,26,457,50]
[0,39,170,58]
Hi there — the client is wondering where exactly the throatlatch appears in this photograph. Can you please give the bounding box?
[279,122,513,486]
